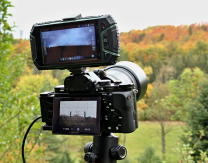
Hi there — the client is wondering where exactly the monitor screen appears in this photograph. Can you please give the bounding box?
[52,97,101,135]
[40,23,99,65]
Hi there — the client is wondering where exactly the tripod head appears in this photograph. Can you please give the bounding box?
[84,132,127,163]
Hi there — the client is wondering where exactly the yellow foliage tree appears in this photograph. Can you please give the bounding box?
[17,74,58,94]
[137,84,153,120]
[143,66,153,81]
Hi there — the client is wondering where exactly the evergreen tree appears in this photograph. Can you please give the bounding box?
[58,151,75,163]
[137,146,162,163]
[43,134,75,163]
[182,79,208,160]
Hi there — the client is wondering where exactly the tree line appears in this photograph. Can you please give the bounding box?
[1,0,208,161]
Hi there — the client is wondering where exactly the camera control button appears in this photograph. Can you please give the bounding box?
[108,112,119,123]
[102,30,108,49]
[104,37,107,43]
[103,36,108,49]
[102,22,106,30]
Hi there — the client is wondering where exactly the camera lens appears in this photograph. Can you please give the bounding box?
[105,61,148,101]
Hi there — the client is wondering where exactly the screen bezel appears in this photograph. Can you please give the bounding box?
[33,19,102,68]
[52,97,101,135]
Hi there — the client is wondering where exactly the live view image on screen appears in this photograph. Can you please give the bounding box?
[53,97,100,135]
[40,23,98,65]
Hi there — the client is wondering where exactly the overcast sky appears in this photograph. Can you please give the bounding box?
[7,0,208,39]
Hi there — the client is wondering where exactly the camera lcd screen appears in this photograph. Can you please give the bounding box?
[53,97,100,135]
[40,23,99,65]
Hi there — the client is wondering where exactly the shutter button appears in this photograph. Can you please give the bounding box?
[102,22,106,30]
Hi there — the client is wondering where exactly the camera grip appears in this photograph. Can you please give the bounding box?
[110,91,138,133]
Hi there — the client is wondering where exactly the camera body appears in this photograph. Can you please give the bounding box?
[40,68,138,135]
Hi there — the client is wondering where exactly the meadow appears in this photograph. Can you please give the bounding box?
[65,121,184,163]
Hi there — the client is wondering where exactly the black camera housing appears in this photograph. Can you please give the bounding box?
[40,68,139,134]
[30,14,148,135]
[30,15,120,70]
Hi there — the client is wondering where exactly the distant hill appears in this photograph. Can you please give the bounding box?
[119,23,208,82]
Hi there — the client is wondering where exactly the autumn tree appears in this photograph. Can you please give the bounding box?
[0,1,47,162]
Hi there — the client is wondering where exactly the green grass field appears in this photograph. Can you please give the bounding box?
[65,121,185,163]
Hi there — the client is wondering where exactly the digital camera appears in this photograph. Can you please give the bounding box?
[30,14,148,135]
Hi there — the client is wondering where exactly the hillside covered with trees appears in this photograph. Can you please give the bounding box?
[119,24,208,82]
[1,0,208,161]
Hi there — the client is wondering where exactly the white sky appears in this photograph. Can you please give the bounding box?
[60,101,97,118]
[7,0,208,39]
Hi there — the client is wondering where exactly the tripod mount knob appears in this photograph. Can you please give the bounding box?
[110,145,127,160]
[84,142,93,153]
[84,152,98,163]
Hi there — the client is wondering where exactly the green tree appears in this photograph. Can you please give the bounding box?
[118,46,129,61]
[0,0,14,46]
[182,79,208,160]
[137,146,162,163]
[166,67,204,121]
[189,25,192,35]
[78,136,93,163]
[174,131,208,163]
[148,80,173,160]
[58,151,75,163]
[147,65,177,160]
[0,1,47,162]
[159,33,165,41]
[139,33,145,42]
[192,40,208,55]
[42,134,75,163]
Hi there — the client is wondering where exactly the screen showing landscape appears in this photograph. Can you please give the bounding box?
[53,97,100,135]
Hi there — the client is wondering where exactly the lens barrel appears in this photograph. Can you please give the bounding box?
[105,61,148,101]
